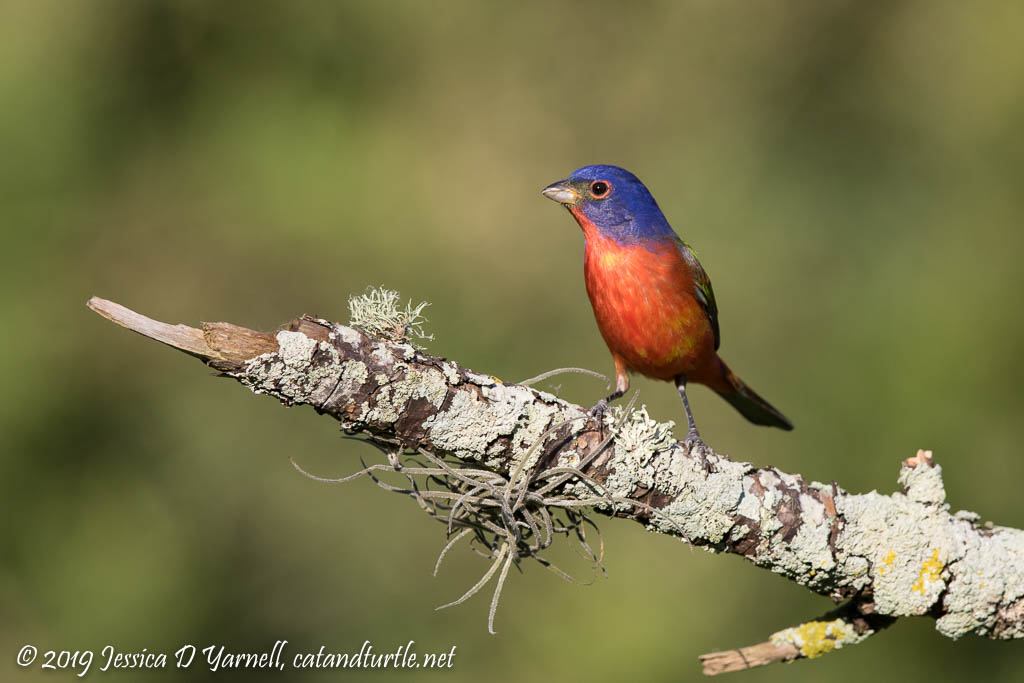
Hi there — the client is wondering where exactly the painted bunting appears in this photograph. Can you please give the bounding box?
[542,165,792,446]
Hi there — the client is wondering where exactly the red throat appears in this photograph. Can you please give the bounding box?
[569,205,602,242]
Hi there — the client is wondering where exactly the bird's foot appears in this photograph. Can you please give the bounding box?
[685,431,713,471]
[683,430,707,453]
[588,398,611,423]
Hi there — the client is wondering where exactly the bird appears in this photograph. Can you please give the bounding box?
[542,164,792,447]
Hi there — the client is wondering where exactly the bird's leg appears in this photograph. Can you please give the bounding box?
[589,360,629,420]
[589,389,623,420]
[675,375,705,449]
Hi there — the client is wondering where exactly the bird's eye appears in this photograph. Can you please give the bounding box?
[590,180,611,199]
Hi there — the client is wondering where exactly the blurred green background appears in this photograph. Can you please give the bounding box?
[3,1,1024,680]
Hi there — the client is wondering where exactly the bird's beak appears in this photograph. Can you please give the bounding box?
[541,180,580,206]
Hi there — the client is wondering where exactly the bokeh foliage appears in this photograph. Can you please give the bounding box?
[3,1,1023,681]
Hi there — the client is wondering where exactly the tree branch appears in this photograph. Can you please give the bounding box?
[86,295,1024,674]
[698,596,896,674]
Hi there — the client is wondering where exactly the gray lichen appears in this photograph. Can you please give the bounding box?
[337,360,368,396]
[899,461,948,505]
[936,521,1024,638]
[653,456,749,542]
[602,405,676,467]
[367,366,448,423]
[241,330,342,406]
[423,380,570,468]
[425,390,518,461]
[838,487,952,615]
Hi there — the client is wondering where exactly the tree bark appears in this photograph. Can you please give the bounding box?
[87,296,1024,674]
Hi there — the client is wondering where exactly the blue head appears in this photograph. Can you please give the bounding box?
[542,165,676,243]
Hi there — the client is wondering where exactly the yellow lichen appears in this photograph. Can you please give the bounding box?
[878,550,896,575]
[795,622,837,658]
[770,618,858,659]
[911,549,943,595]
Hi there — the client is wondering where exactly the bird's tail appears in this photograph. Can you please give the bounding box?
[711,358,793,431]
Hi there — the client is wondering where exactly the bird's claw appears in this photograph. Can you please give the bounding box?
[683,430,707,452]
[589,398,610,422]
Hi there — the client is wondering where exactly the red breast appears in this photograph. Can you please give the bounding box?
[573,207,718,383]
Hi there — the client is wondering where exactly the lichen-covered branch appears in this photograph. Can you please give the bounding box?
[699,596,896,674]
[87,296,1024,674]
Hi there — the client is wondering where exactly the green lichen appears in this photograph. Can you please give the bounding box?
[347,286,433,349]
[602,405,676,465]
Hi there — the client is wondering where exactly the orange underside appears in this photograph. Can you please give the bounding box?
[576,211,724,390]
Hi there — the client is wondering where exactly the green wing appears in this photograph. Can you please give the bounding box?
[678,241,720,350]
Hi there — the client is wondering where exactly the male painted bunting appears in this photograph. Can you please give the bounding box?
[542,165,792,446]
